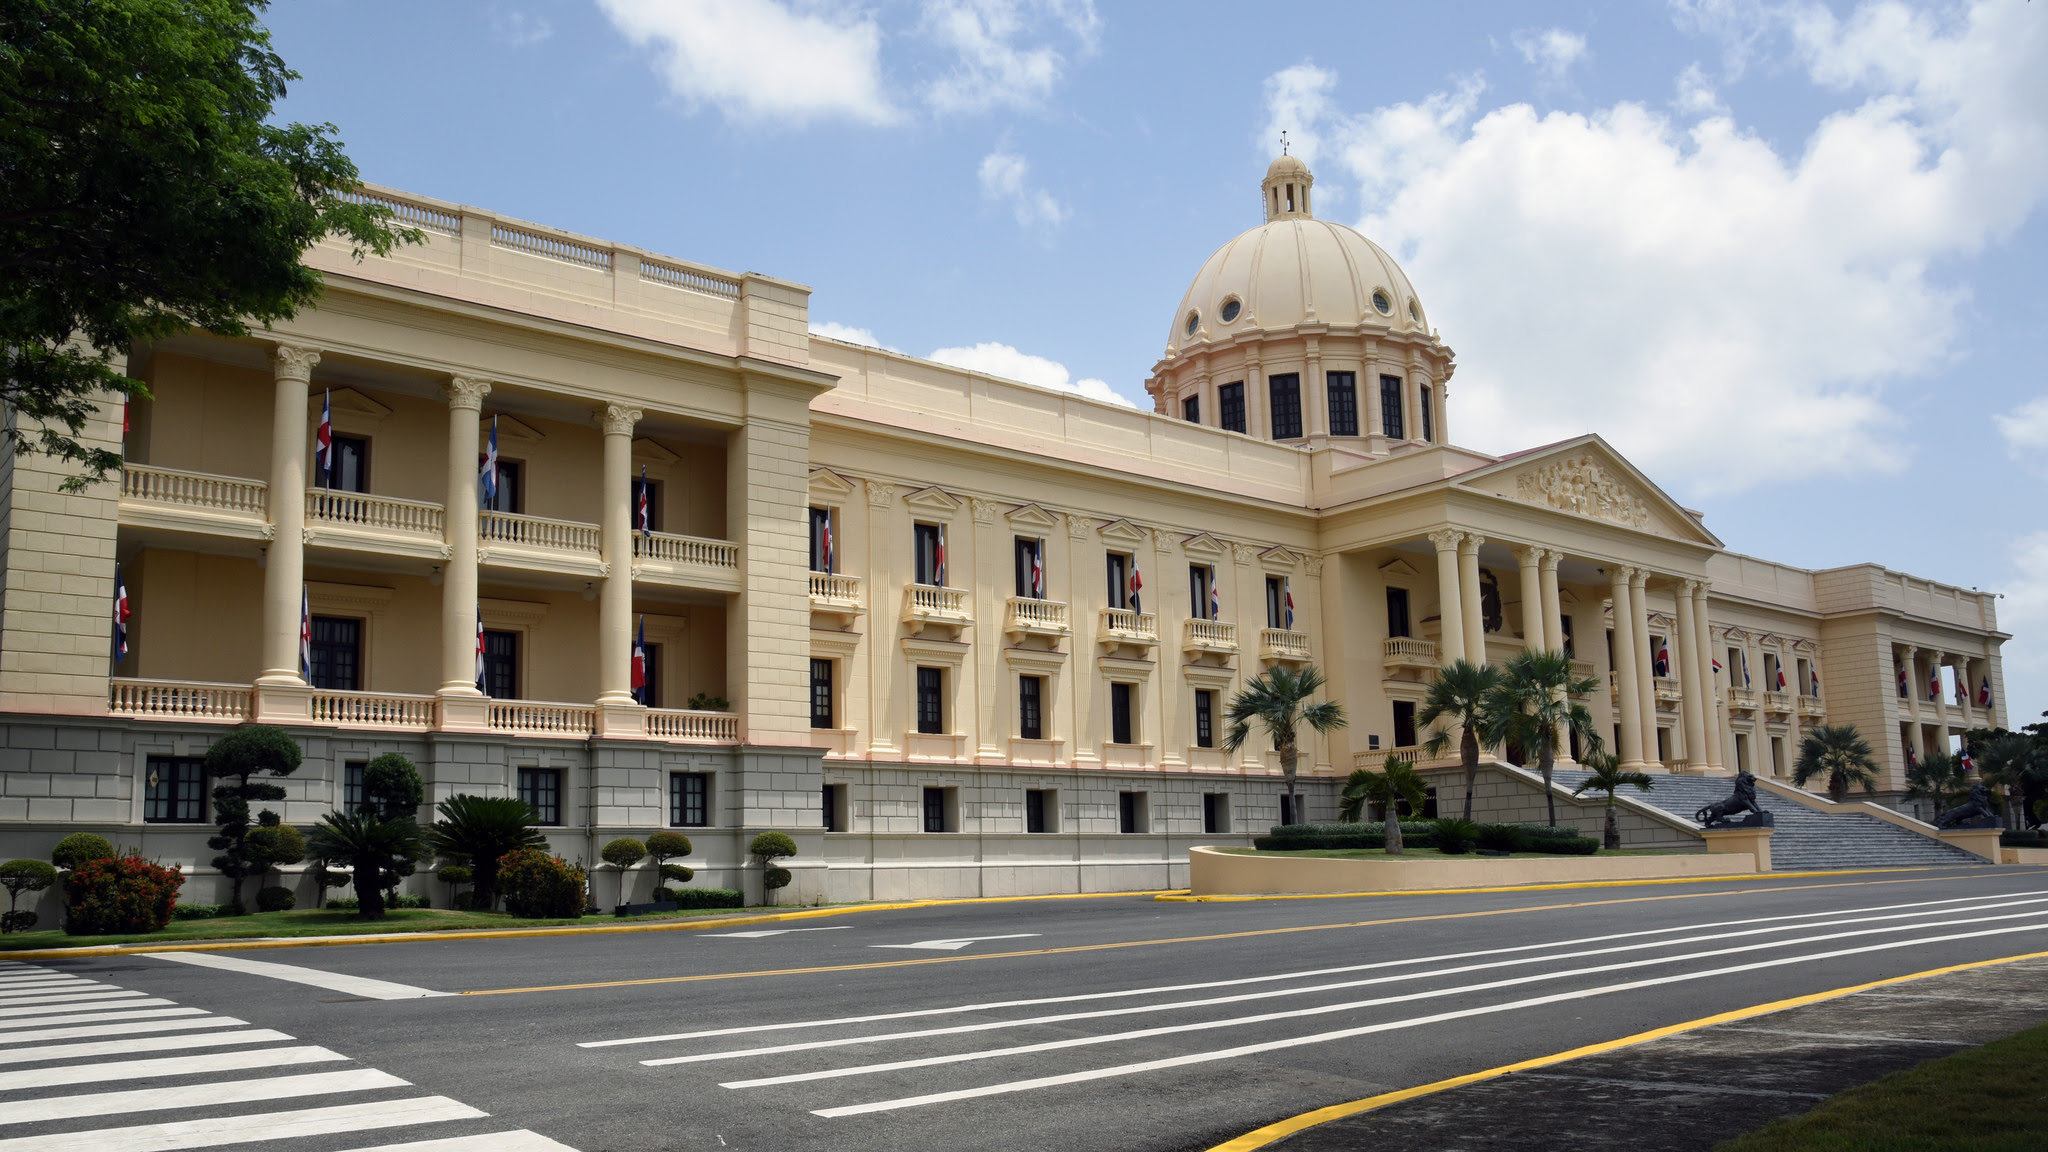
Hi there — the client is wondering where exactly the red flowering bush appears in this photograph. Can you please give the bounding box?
[63,853,184,935]
[495,848,587,919]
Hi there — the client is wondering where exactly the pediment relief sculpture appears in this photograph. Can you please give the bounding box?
[1514,454,1652,530]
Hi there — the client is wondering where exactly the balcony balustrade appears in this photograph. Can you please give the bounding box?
[117,465,269,539]
[1797,696,1826,719]
[308,689,436,730]
[1096,607,1158,651]
[1004,597,1071,638]
[1381,636,1436,674]
[1728,687,1759,712]
[1654,676,1683,707]
[1763,690,1794,715]
[1183,618,1239,656]
[478,510,604,578]
[1260,628,1312,663]
[903,584,973,632]
[305,489,449,560]
[1570,660,1596,682]
[488,699,597,736]
[809,572,865,622]
[633,530,741,591]
[645,708,739,743]
[1352,745,1457,772]
[109,678,252,722]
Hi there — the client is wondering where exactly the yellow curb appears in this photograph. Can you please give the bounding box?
[1203,947,2048,1151]
[0,888,1186,962]
[1158,866,1940,902]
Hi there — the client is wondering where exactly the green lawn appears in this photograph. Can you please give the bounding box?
[1220,846,1683,859]
[0,902,804,952]
[1713,1021,2048,1151]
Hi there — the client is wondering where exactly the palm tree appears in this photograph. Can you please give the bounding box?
[1904,750,1971,820]
[306,812,424,919]
[1571,751,1653,850]
[1480,650,1604,828]
[1974,733,2043,830]
[1792,723,1880,802]
[1338,754,1427,853]
[425,795,548,910]
[1224,665,1347,826]
[1420,660,1503,821]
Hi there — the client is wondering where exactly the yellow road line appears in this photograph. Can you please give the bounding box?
[1203,947,2048,1152]
[460,871,2006,996]
[1158,866,1939,902]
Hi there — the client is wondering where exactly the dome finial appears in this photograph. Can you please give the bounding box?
[1280,130,1289,156]
[1261,147,1313,222]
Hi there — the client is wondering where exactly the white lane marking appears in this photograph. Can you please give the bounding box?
[724,908,2048,1083]
[585,889,2048,1048]
[0,990,144,1009]
[0,1029,294,1066]
[0,1095,488,1152]
[0,1007,203,1031]
[0,997,171,1019]
[0,1045,345,1091]
[140,952,452,1000]
[0,1067,409,1124]
[703,927,853,939]
[0,1015,250,1045]
[0,979,94,993]
[655,896,2048,1066]
[870,934,1042,952]
[328,1132,583,1152]
[810,919,2048,1116]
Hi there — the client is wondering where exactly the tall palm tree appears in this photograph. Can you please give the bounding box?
[1420,660,1503,821]
[1225,665,1347,826]
[1904,750,1971,819]
[1974,733,2043,830]
[1792,723,1880,802]
[1338,754,1427,853]
[306,812,424,919]
[1480,650,1604,828]
[1571,751,1653,850]
[425,795,548,910]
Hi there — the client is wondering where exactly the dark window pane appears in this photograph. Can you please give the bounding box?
[1025,789,1047,834]
[1195,690,1215,748]
[1182,395,1200,423]
[1110,683,1133,745]
[822,784,842,833]
[1419,387,1434,442]
[809,507,833,573]
[1015,537,1043,598]
[639,642,661,710]
[1219,382,1246,433]
[343,761,366,815]
[1019,676,1043,741]
[916,667,943,734]
[518,767,561,825]
[923,787,946,833]
[671,773,709,827]
[1266,577,1284,629]
[481,630,518,699]
[1268,373,1302,439]
[144,757,205,823]
[308,616,361,691]
[1393,701,1418,748]
[810,658,834,729]
[482,459,522,514]
[1327,372,1358,436]
[1380,375,1404,439]
[323,435,370,493]
[1118,792,1138,834]
[1203,793,1225,835]
[1105,553,1128,610]
[914,523,942,586]
[1386,587,1411,639]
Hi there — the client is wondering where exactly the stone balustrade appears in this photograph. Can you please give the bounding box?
[1004,596,1071,637]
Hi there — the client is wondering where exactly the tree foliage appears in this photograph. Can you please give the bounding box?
[306,811,422,919]
[1571,751,1653,850]
[361,754,424,820]
[50,832,114,870]
[1792,724,1879,803]
[0,858,56,933]
[424,794,547,911]
[1224,665,1347,823]
[1480,650,1604,828]
[202,724,300,913]
[1420,659,1502,821]
[0,0,418,486]
[1338,754,1426,853]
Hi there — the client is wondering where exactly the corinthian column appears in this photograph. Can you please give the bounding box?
[1459,534,1487,666]
[1631,569,1659,768]
[1675,581,1708,772]
[1610,567,1645,769]
[1693,583,1725,772]
[440,378,490,701]
[1515,546,1544,651]
[257,344,318,686]
[1540,550,1565,653]
[1428,530,1465,667]
[597,404,643,709]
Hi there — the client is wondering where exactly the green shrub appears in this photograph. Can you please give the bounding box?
[203,725,303,912]
[255,885,296,912]
[0,911,36,933]
[0,859,57,933]
[63,853,184,935]
[750,831,796,899]
[670,887,743,910]
[645,831,692,859]
[1433,818,1480,855]
[362,754,425,819]
[496,848,588,918]
[686,693,730,710]
[450,891,479,911]
[324,892,428,912]
[650,887,677,903]
[171,902,224,921]
[1255,822,1385,851]
[1475,823,1522,852]
[660,864,695,884]
[1515,825,1600,854]
[764,866,791,891]
[601,837,647,868]
[435,864,473,886]
[2002,830,2048,848]
[51,832,115,870]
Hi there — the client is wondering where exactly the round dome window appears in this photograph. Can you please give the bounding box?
[1372,291,1392,316]
[1185,311,1200,337]
[1220,298,1242,324]
[1408,300,1420,322]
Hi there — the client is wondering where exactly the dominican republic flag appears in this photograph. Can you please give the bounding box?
[1653,641,1670,678]
[1030,538,1045,598]
[1979,676,1993,707]
[1810,667,1821,697]
[935,525,948,585]
[1775,663,1787,691]
[1740,651,1751,689]
[1905,742,1918,768]
[1712,655,1723,674]
[1928,667,1940,701]
[1127,561,1143,613]
[1960,748,1977,774]
[637,467,651,536]
[112,564,130,660]
[1898,663,1909,697]
[474,607,485,686]
[1284,579,1296,630]
[298,586,312,682]
[479,416,499,507]
[631,617,648,703]
[315,390,333,486]
[819,513,834,572]
[1957,677,1970,706]
[1210,571,1222,621]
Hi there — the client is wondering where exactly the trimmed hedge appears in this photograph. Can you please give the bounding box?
[1254,821,1599,855]
[171,902,226,921]
[2002,830,2048,848]
[671,887,743,910]
[324,893,428,911]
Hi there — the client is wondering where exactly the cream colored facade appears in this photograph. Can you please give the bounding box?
[0,157,2007,905]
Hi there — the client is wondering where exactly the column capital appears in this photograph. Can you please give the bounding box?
[1513,544,1544,566]
[1459,534,1486,554]
[598,403,643,436]
[1427,529,1464,552]
[1540,548,1564,570]
[442,376,492,410]
[1610,564,1636,585]
[1680,578,1701,596]
[1628,568,1649,589]
[273,343,321,383]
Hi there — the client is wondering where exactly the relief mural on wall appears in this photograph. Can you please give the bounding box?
[1514,455,1653,530]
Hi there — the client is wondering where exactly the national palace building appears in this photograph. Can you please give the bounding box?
[0,155,2009,903]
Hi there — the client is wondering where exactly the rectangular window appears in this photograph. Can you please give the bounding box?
[1280,795,1299,826]
[1734,733,1750,774]
[1194,689,1215,749]
[342,760,366,815]
[483,459,523,514]
[1189,564,1213,620]
[1182,395,1200,424]
[1219,382,1246,433]
[518,767,562,826]
[1110,682,1134,745]
[671,773,709,827]
[1419,387,1434,442]
[307,616,362,691]
[636,477,662,534]
[1118,791,1147,834]
[1025,788,1052,833]
[1327,372,1358,436]
[822,783,846,833]
[1393,700,1418,749]
[1265,576,1286,629]
[1380,375,1405,439]
[810,658,834,729]
[480,630,519,700]
[1203,793,1229,835]
[1771,737,1787,776]
[636,641,662,709]
[1385,587,1411,639]
[913,523,943,586]
[1732,647,1746,689]
[143,757,205,823]
[809,507,834,573]
[1268,372,1302,439]
[1015,537,1044,598]
[916,666,944,734]
[923,787,949,833]
[325,434,370,493]
[1018,675,1044,741]
[1561,616,1575,658]
[1797,658,1812,697]
[1656,727,1671,763]
[1105,553,1130,610]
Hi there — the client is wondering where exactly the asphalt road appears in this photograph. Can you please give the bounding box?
[5,865,2047,1152]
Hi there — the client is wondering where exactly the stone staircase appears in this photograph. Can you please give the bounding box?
[1546,768,1986,870]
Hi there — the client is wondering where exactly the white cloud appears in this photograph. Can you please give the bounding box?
[596,0,896,126]
[1674,62,1727,116]
[809,321,897,351]
[978,150,1067,230]
[491,8,552,47]
[922,0,1100,114]
[1512,27,1590,81]
[927,341,1134,407]
[1996,397,2048,476]
[1999,531,2048,724]
[1262,0,2048,497]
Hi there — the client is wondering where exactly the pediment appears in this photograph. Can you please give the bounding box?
[482,414,545,450]
[632,437,680,467]
[1458,436,1720,547]
[1378,558,1420,580]
[1181,532,1230,559]
[1098,518,1150,546]
[902,485,962,515]
[809,468,857,500]
[1006,502,1061,530]
[1260,545,1304,572]
[321,388,391,435]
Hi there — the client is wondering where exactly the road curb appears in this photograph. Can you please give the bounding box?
[1157,866,1940,902]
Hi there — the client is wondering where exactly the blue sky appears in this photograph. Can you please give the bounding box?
[264,1,2048,718]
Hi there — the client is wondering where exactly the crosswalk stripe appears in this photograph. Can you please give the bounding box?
[0,991,142,1009]
[0,1067,408,1125]
[0,1016,249,1045]
[329,1131,582,1152]
[0,1045,345,1092]
[0,980,93,994]
[0,997,171,1019]
[0,1028,292,1066]
[140,953,452,1000]
[0,1095,488,1152]
[0,1007,202,1031]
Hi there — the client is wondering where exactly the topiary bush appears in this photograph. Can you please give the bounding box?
[51,832,115,871]
[203,724,302,912]
[362,754,425,819]
[0,859,57,933]
[62,853,184,935]
[171,903,225,921]
[671,887,743,910]
[647,831,693,888]
[749,831,796,904]
[450,891,479,911]
[255,885,296,912]
[496,848,588,918]
[324,893,428,912]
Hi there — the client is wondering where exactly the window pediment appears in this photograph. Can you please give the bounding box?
[1260,545,1304,572]
[1182,532,1230,559]
[632,437,681,467]
[1378,558,1420,580]
[317,388,392,436]
[809,468,857,500]
[1006,502,1061,530]
[482,414,545,450]
[1098,518,1151,546]
[903,485,962,516]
